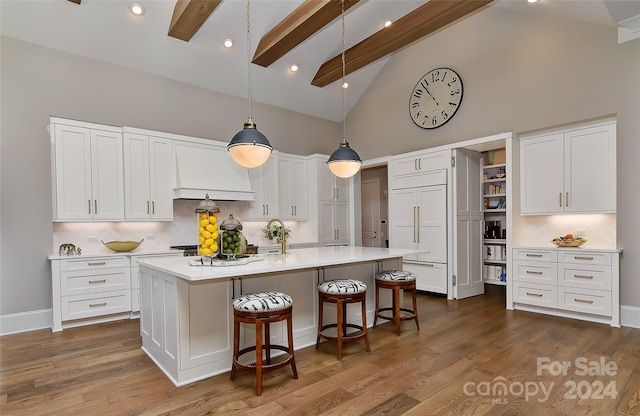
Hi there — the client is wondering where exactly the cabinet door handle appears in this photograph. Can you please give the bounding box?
[147,201,150,214]
[526,271,543,275]
[418,159,421,170]
[89,302,107,308]
[87,261,106,266]
[526,292,543,297]
[574,256,594,261]
[574,274,594,279]
[416,206,420,243]
[526,254,543,258]
[559,192,562,207]
[574,298,594,304]
[94,200,97,214]
[414,159,418,171]
[152,201,155,214]
[88,279,107,284]
[566,192,569,207]
[88,200,92,214]
[413,207,417,243]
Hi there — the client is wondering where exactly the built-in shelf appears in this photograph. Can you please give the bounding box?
[483,154,507,285]
[484,239,506,244]
[485,279,506,286]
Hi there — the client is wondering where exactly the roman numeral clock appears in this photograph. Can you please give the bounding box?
[409,67,463,129]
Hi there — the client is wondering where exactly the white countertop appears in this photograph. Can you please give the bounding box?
[48,248,182,260]
[512,245,622,253]
[138,246,419,282]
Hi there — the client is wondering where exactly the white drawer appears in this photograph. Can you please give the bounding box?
[558,287,611,317]
[558,251,611,266]
[513,261,557,284]
[558,264,611,291]
[61,290,131,321]
[404,261,447,295]
[512,249,557,262]
[60,256,128,271]
[61,268,130,296]
[513,281,557,308]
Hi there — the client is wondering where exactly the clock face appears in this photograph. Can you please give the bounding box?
[409,67,463,129]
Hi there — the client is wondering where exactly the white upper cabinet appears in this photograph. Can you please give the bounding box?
[247,153,279,220]
[123,131,173,220]
[51,119,124,221]
[520,120,616,215]
[278,154,308,220]
[317,163,348,202]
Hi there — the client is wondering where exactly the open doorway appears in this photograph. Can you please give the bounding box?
[360,165,388,248]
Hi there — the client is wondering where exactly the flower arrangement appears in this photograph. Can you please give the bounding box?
[262,223,291,242]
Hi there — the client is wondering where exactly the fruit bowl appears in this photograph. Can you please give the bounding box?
[551,235,586,248]
[102,239,144,252]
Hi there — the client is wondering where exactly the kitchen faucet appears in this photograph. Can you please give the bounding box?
[266,218,287,254]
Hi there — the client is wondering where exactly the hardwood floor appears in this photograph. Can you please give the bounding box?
[2,285,639,415]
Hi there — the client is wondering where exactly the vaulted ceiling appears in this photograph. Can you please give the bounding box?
[0,0,627,121]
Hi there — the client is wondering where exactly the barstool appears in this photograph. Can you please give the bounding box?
[230,291,298,396]
[316,279,370,360]
[374,270,420,336]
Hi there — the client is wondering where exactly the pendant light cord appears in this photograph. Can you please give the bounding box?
[246,0,252,120]
[341,0,346,141]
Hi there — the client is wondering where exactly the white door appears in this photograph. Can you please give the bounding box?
[452,149,484,299]
[520,134,564,214]
[389,189,418,252]
[361,179,380,247]
[148,137,173,220]
[416,185,447,263]
[90,129,124,220]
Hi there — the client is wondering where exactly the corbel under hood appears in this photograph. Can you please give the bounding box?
[173,142,255,201]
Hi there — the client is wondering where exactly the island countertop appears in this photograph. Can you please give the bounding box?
[138,246,419,282]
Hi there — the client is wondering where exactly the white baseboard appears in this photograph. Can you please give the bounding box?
[621,305,640,328]
[0,309,52,336]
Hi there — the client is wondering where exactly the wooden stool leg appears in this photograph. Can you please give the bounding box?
[412,286,420,330]
[255,320,263,396]
[361,295,370,352]
[374,283,380,328]
[336,299,343,360]
[287,314,298,379]
[316,297,324,349]
[394,287,401,336]
[264,322,271,365]
[230,318,240,380]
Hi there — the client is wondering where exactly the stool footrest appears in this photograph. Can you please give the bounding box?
[232,345,294,372]
[375,307,417,321]
[317,323,367,343]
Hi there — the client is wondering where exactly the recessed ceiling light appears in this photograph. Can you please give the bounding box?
[527,0,538,3]
[342,82,349,89]
[224,38,233,48]
[289,64,299,72]
[384,20,392,28]
[129,3,144,16]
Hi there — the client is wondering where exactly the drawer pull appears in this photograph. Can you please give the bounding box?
[89,302,107,308]
[526,254,543,258]
[526,271,543,275]
[526,292,543,297]
[574,274,594,279]
[87,262,106,266]
[88,279,107,284]
[574,256,594,261]
[574,298,594,304]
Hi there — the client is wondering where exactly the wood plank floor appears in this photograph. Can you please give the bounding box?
[2,285,639,415]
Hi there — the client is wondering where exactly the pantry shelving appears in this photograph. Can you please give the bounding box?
[483,157,507,286]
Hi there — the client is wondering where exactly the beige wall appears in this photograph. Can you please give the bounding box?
[348,7,640,309]
[0,36,340,316]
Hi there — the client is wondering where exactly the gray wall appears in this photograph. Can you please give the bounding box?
[348,7,640,308]
[0,36,340,316]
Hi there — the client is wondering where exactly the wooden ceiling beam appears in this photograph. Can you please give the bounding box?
[311,0,493,87]
[67,0,81,4]
[168,0,222,42]
[252,0,362,68]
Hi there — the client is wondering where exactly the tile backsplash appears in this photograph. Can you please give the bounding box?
[514,213,616,249]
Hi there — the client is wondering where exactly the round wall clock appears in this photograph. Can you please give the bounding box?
[408,67,463,129]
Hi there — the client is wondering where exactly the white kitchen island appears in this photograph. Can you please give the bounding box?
[138,246,418,386]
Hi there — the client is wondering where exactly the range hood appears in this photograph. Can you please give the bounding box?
[173,142,255,201]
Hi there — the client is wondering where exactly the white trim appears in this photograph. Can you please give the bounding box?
[621,305,640,328]
[0,309,52,335]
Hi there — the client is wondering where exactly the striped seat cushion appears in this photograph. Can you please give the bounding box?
[318,279,367,295]
[233,292,293,312]
[375,270,417,282]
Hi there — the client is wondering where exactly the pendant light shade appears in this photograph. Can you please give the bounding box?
[228,0,272,168]
[326,0,361,178]
[228,117,272,168]
[327,138,362,178]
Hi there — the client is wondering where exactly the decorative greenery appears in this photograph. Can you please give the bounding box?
[262,223,291,242]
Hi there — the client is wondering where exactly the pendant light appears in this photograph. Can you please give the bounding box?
[228,0,272,169]
[327,0,362,179]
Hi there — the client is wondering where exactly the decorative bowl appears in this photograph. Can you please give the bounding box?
[102,239,144,252]
[551,239,586,248]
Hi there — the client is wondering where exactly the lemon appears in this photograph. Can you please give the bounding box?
[199,213,207,220]
[198,236,205,244]
[200,219,209,228]
[200,247,212,255]
[212,231,219,239]
[205,238,214,246]
[205,224,217,233]
[209,216,218,225]
[211,242,218,252]
[202,230,212,239]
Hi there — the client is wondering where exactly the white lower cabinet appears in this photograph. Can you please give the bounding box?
[510,247,620,326]
[129,253,181,314]
[51,256,131,331]
[403,261,447,294]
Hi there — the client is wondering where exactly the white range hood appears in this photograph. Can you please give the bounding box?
[173,141,255,201]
